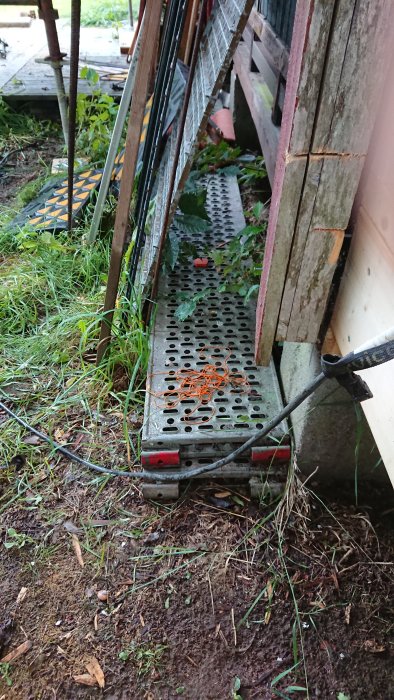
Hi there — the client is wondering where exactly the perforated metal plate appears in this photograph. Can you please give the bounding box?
[143,174,288,460]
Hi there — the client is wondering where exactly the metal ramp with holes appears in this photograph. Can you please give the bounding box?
[141,174,290,498]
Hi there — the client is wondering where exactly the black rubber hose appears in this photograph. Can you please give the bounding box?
[0,372,325,483]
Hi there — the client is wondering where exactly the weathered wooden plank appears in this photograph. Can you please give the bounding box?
[288,0,335,155]
[251,41,277,95]
[312,0,394,155]
[242,20,254,69]
[286,227,345,342]
[255,156,307,364]
[179,0,199,64]
[276,156,324,339]
[255,0,334,364]
[248,6,289,77]
[2,54,125,100]
[233,43,280,184]
[281,155,364,341]
[331,206,394,486]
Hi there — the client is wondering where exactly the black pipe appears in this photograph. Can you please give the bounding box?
[67,0,81,233]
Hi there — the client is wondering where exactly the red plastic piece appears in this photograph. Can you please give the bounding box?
[251,446,291,464]
[211,108,236,143]
[193,257,209,268]
[141,450,180,469]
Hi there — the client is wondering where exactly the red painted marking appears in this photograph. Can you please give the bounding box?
[193,257,209,268]
[251,446,291,464]
[141,451,180,468]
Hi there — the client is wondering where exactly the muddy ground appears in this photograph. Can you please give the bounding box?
[0,474,393,700]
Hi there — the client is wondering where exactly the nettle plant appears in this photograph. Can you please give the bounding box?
[76,67,120,166]
[166,149,268,321]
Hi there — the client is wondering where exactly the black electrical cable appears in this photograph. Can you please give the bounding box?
[125,0,189,296]
[0,373,324,482]
[2,332,394,482]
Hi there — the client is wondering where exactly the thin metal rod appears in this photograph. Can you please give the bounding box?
[86,13,145,246]
[38,0,69,143]
[67,0,81,233]
[52,62,69,143]
[96,0,163,365]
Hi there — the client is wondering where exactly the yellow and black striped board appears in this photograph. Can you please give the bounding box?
[13,64,186,233]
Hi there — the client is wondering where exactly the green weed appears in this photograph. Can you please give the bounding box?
[3,527,35,550]
[76,69,120,166]
[0,662,12,687]
[118,642,167,676]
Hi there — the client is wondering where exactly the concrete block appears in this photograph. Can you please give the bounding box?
[280,342,388,483]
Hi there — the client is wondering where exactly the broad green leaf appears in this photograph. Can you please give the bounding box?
[174,299,198,322]
[167,230,180,270]
[175,214,210,233]
[178,190,210,220]
[233,677,241,692]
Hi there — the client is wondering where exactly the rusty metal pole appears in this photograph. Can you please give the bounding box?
[38,0,68,144]
[67,0,81,233]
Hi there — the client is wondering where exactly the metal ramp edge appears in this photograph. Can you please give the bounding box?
[141,173,290,491]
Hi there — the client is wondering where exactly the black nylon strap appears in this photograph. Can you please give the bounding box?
[321,339,394,377]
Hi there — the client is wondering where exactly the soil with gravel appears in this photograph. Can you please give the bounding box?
[0,471,393,700]
[0,135,63,207]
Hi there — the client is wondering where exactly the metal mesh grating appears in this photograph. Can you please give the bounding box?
[142,175,288,459]
[140,0,255,291]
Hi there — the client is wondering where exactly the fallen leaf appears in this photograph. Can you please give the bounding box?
[0,640,32,663]
[71,534,84,567]
[16,587,28,606]
[63,520,82,534]
[214,491,231,498]
[363,640,385,653]
[85,656,105,688]
[74,673,97,686]
[22,435,42,445]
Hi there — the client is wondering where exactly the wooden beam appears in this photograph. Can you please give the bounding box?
[179,0,199,65]
[255,0,394,364]
[278,155,364,342]
[97,0,162,364]
[233,44,280,184]
[312,0,393,155]
[248,6,289,78]
[255,0,335,364]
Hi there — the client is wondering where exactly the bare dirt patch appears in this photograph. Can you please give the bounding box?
[0,469,393,699]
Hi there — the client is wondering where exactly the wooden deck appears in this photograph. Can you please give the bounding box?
[0,22,130,101]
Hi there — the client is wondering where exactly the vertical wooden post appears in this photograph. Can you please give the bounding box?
[96,0,162,365]
[179,0,200,64]
[255,0,393,364]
